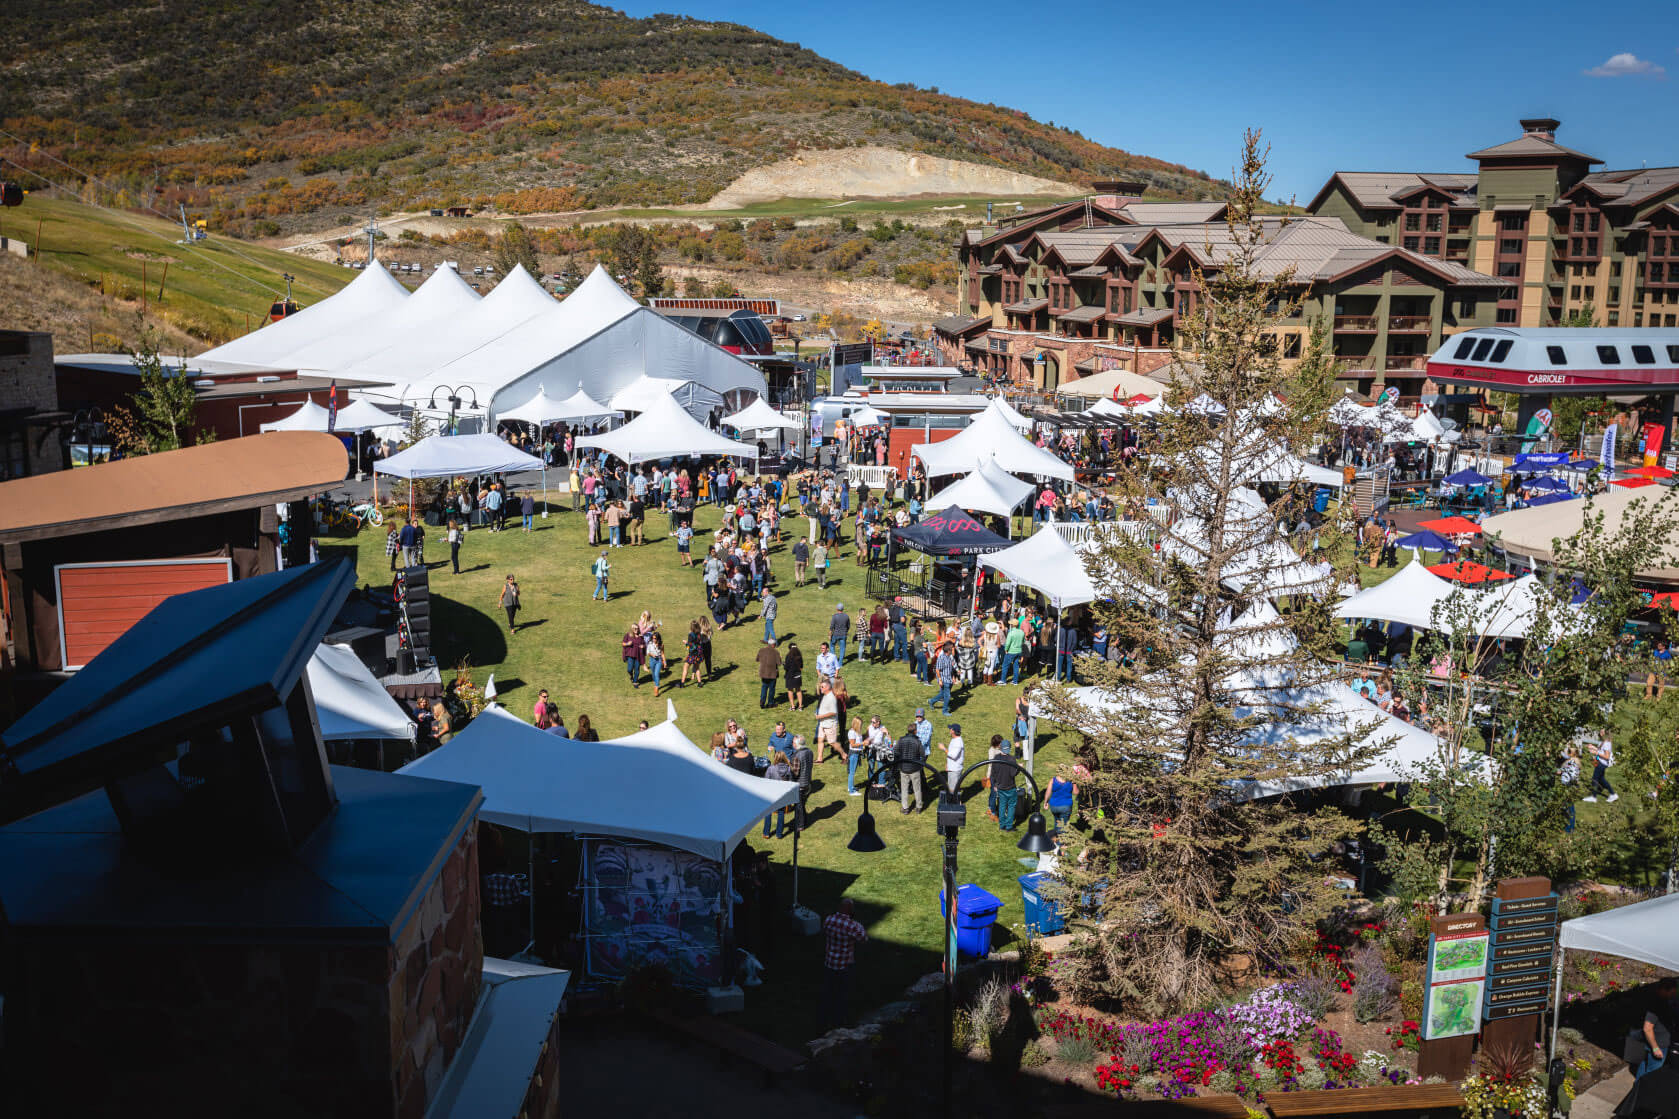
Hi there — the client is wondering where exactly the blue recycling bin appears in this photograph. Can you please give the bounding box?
[1018,872,1064,936]
[939,884,1004,958]
[1313,487,1330,513]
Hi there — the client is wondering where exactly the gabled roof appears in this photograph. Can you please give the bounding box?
[1307,171,1471,212]
[1565,166,1679,211]
[1056,305,1107,323]
[1113,201,1229,224]
[933,314,992,337]
[1466,135,1601,163]
[969,199,1134,249]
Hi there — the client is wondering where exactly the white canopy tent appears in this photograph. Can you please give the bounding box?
[1083,397,1132,420]
[980,524,1098,608]
[988,395,1035,432]
[267,265,483,375]
[332,398,405,432]
[723,397,801,434]
[1215,599,1299,660]
[1333,560,1463,630]
[1161,516,1333,599]
[307,643,415,742]
[260,400,334,433]
[375,433,544,507]
[1551,893,1679,1059]
[608,375,726,420]
[398,707,797,862]
[1183,393,1228,417]
[199,262,411,367]
[1060,368,1166,399]
[335,265,558,391]
[911,400,1075,482]
[574,392,758,467]
[846,404,890,428]
[498,386,623,428]
[927,458,1036,524]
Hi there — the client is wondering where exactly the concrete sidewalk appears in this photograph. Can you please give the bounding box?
[1570,1066,1632,1119]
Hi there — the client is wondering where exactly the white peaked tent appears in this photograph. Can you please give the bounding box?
[928,458,1036,522]
[1083,397,1131,420]
[1551,892,1679,1059]
[912,400,1075,481]
[499,386,622,427]
[980,526,1097,609]
[375,433,544,479]
[260,399,334,432]
[1162,517,1331,599]
[608,375,725,419]
[199,262,411,367]
[1408,407,1447,442]
[307,643,415,741]
[1128,395,1166,417]
[404,265,645,410]
[575,392,758,466]
[1333,560,1462,629]
[497,388,566,426]
[1215,599,1299,660]
[398,707,797,861]
[333,398,405,431]
[1183,393,1227,416]
[1328,397,1380,428]
[724,397,800,434]
[988,395,1034,432]
[272,265,483,374]
[338,264,558,389]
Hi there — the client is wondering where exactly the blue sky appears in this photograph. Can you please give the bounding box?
[614,0,1679,201]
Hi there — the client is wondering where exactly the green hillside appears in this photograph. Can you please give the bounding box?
[1,0,1222,238]
[6,193,351,345]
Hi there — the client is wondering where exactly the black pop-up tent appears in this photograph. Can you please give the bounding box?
[890,505,1011,556]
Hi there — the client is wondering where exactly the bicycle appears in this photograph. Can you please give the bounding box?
[315,498,384,534]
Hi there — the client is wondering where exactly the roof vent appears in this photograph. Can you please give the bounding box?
[1519,117,1561,141]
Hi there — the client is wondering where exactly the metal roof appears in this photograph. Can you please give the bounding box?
[1056,305,1107,323]
[1466,135,1602,163]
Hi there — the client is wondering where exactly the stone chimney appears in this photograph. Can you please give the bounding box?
[1519,118,1561,141]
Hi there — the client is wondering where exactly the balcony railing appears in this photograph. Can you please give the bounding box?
[1387,315,1431,332]
[1332,355,1378,373]
[1385,355,1427,372]
[1334,315,1380,331]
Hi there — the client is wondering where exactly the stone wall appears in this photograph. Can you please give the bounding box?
[389,824,483,1119]
[0,329,61,476]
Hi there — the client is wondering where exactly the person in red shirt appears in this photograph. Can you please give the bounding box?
[821,898,868,1027]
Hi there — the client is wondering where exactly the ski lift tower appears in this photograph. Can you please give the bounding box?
[363,218,380,264]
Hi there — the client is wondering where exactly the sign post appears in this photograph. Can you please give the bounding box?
[1482,876,1557,1053]
[1418,912,1488,1080]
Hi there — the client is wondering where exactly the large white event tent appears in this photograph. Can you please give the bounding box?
[334,264,560,390]
[927,458,1035,524]
[912,400,1075,481]
[399,707,797,863]
[199,262,411,367]
[988,395,1035,432]
[575,392,758,466]
[1551,893,1679,1058]
[608,375,725,420]
[262,265,485,376]
[307,643,415,742]
[1060,368,1166,399]
[980,525,1097,608]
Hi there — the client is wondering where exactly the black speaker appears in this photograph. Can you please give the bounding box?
[398,648,416,675]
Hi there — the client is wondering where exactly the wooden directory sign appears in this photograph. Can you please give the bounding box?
[1417,911,1486,1080]
[1482,877,1555,1053]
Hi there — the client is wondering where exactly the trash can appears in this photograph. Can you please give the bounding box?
[1018,872,1064,937]
[938,884,1004,958]
[1313,487,1330,513]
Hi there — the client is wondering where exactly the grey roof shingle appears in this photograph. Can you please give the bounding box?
[1466,135,1601,163]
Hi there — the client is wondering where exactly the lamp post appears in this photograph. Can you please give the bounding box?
[427,385,479,437]
[70,406,104,468]
[848,754,1054,1118]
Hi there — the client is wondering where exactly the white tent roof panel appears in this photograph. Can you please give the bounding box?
[927,458,1035,519]
[374,433,543,479]
[912,401,1075,481]
[275,265,482,374]
[575,392,757,465]
[1559,893,1679,972]
[308,643,415,741]
[980,525,1097,609]
[199,263,411,367]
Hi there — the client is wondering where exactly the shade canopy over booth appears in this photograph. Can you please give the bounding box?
[259,400,334,433]
[1060,368,1166,399]
[1083,397,1132,420]
[608,375,726,419]
[374,434,544,479]
[332,399,405,432]
[926,458,1035,520]
[1559,893,1679,973]
[307,643,415,742]
[199,262,412,368]
[398,708,797,861]
[1483,488,1679,582]
[723,397,801,434]
[891,505,1011,556]
[980,526,1097,609]
[987,395,1034,432]
[1333,560,1462,629]
[910,401,1075,481]
[574,392,757,466]
[497,387,621,427]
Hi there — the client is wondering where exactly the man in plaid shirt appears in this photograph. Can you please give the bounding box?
[386,525,401,571]
[821,899,868,1026]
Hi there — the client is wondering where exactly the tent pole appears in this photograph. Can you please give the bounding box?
[526,837,537,959]
[1548,954,1564,1063]
[792,815,800,911]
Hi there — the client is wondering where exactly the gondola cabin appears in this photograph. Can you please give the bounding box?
[1426,327,1679,394]
[1,181,25,207]
[267,298,301,322]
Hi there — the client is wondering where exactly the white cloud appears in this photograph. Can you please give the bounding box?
[1584,52,1665,78]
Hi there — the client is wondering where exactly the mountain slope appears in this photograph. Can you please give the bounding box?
[1,0,1221,236]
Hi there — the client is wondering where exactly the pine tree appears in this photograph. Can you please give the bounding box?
[1043,132,1372,1016]
[493,220,541,278]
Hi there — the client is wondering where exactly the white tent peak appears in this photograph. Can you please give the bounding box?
[260,399,334,433]
[985,396,1034,432]
[912,404,1074,481]
[927,457,1035,519]
[479,263,561,316]
[575,392,757,465]
[724,397,800,433]
[981,526,1098,609]
[199,262,411,367]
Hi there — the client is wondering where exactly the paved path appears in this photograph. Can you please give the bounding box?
[1571,1066,1632,1119]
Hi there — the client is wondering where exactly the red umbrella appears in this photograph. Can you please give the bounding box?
[1428,560,1514,585]
[1642,591,1679,610]
[1611,477,1655,489]
[1417,515,1483,535]
[1627,465,1675,479]
[1124,393,1155,405]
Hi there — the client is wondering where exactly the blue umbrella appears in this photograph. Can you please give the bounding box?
[1559,459,1598,473]
[1444,468,1492,486]
[1523,476,1569,492]
[1524,491,1579,507]
[1396,530,1458,552]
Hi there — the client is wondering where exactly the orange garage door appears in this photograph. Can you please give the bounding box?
[56,559,233,670]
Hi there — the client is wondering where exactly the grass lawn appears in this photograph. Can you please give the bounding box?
[328,494,1076,1039]
[15,194,350,343]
